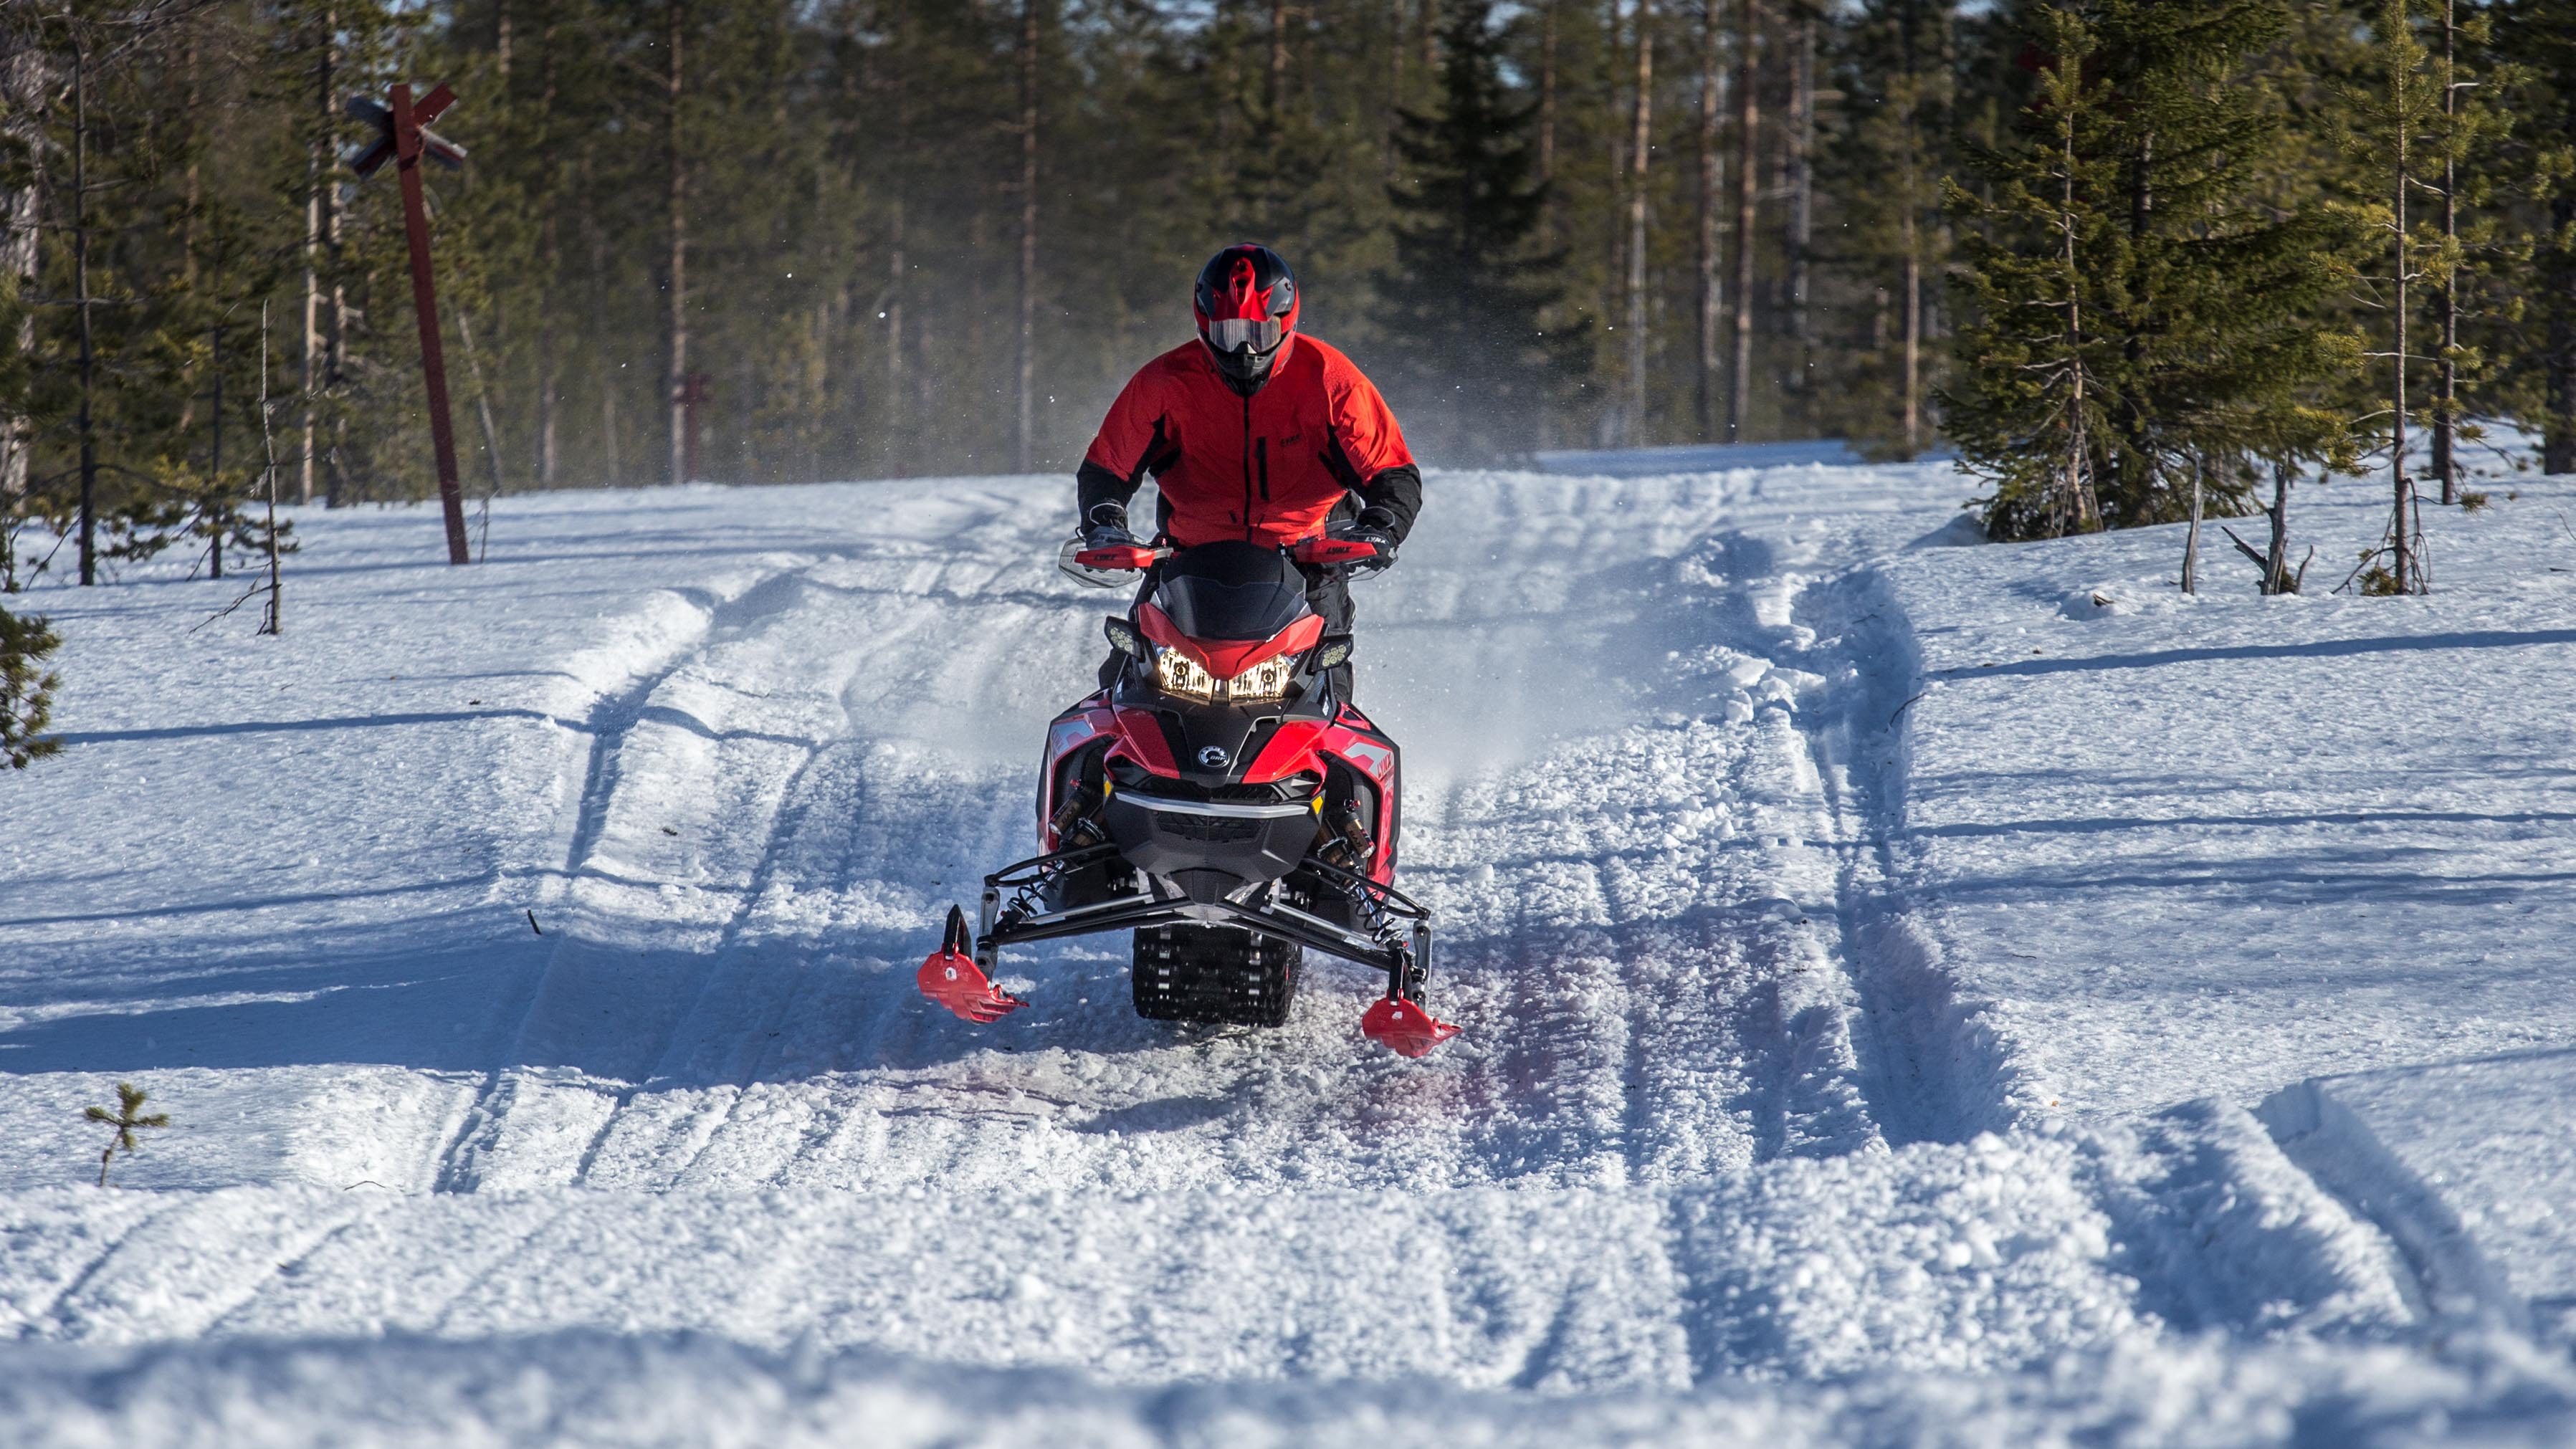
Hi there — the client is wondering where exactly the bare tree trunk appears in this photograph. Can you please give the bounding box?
[72,35,97,585]
[1016,0,1041,473]
[535,26,558,489]
[1385,0,1404,173]
[2550,300,2576,475]
[300,19,325,507]
[2181,458,2202,593]
[886,193,906,453]
[2058,78,2097,533]
[1785,0,1813,382]
[1625,0,1653,446]
[1726,0,1757,441]
[0,38,52,511]
[1418,0,1437,74]
[2433,0,2458,504]
[2392,37,2418,591]
[458,309,507,498]
[1538,0,1557,192]
[2265,459,2291,593]
[1696,0,1722,441]
[1901,220,1922,456]
[664,0,689,486]
[1268,0,1289,119]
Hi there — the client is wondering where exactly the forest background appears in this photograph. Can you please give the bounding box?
[0,0,2572,580]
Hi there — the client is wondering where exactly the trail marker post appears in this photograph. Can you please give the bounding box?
[349,82,472,564]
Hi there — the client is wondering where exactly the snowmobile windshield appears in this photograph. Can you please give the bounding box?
[1150,540,1311,642]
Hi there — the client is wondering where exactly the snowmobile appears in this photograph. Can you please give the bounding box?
[915,532,1459,1057]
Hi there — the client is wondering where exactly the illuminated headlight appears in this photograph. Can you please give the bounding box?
[1226,654,1296,701]
[1153,647,1219,702]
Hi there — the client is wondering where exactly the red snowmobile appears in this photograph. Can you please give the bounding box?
[917,534,1459,1057]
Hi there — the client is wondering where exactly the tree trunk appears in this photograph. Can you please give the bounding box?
[2549,297,2576,475]
[1625,1,1654,446]
[1385,0,1404,173]
[886,193,906,452]
[300,16,327,507]
[1,40,52,513]
[664,0,689,487]
[2433,0,2458,504]
[458,308,508,498]
[2392,29,2418,591]
[1538,0,1557,194]
[2058,67,2097,533]
[1016,0,1041,473]
[2265,459,2291,594]
[1696,0,1722,441]
[1418,0,1438,75]
[1726,0,1758,441]
[535,24,558,489]
[2181,459,2201,594]
[1901,218,1921,456]
[1785,1,1813,380]
[73,36,97,585]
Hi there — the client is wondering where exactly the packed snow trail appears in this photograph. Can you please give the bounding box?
[4,462,2575,1441]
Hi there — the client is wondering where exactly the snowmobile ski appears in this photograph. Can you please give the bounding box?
[917,905,1026,1023]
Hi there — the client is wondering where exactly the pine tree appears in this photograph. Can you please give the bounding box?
[0,599,58,768]
[2491,0,2576,474]
[1375,0,1580,462]
[1942,4,2112,537]
[1947,0,2357,540]
[1818,0,1957,459]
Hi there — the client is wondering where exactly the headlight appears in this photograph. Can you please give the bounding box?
[1151,647,1298,702]
[1226,654,1296,701]
[1153,647,1219,702]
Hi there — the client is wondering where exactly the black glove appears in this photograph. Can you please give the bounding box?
[1327,508,1401,574]
[1082,502,1137,553]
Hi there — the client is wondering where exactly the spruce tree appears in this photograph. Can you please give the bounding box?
[1947,0,2357,540]
[1375,0,1579,464]
[2492,0,2576,474]
[0,601,57,768]
[1943,4,2114,537]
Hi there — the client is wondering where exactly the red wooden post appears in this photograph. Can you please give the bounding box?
[677,372,710,484]
[391,83,471,564]
[353,83,472,563]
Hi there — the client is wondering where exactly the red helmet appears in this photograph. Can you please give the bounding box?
[1193,244,1299,386]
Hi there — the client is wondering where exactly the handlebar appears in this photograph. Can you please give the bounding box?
[1071,536,1381,573]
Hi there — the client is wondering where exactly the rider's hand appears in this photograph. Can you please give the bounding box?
[1082,502,1137,553]
[1327,509,1401,575]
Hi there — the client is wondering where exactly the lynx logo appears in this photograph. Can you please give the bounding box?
[1340,741,1394,783]
[1197,745,1230,767]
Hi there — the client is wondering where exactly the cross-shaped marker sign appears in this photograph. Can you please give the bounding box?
[348,81,475,565]
[346,86,467,177]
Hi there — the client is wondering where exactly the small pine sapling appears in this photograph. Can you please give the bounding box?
[0,605,61,768]
[85,1082,171,1187]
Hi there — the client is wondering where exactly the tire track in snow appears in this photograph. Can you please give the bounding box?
[431,560,834,1192]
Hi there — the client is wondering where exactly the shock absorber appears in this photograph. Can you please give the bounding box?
[1320,800,1373,871]
[1051,780,1107,848]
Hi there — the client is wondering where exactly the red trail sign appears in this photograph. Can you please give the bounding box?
[349,82,472,565]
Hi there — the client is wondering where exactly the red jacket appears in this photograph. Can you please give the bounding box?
[1077,335,1421,549]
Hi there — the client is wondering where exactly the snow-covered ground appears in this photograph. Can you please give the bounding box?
[4,453,2575,1444]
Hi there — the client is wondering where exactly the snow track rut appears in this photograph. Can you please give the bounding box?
[0,469,2446,1390]
[426,472,1912,1197]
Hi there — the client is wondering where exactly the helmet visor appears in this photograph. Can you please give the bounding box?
[1205,316,1284,355]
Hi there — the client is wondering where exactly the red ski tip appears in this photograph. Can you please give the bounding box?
[918,907,1025,1024]
[1362,996,1459,1058]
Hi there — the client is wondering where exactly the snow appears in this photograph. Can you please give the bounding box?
[2,454,2575,1442]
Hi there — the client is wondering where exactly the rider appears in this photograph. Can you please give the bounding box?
[1075,244,1421,693]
